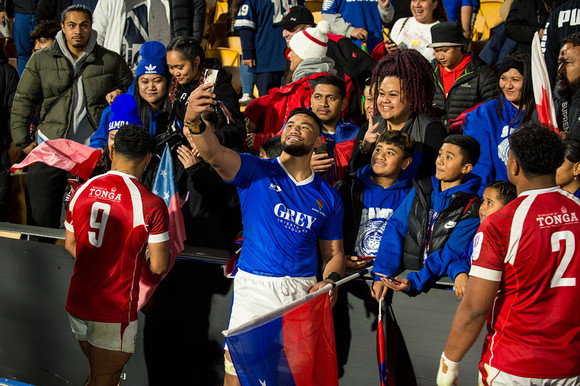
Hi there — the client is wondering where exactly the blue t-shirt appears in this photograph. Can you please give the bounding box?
[231,154,343,277]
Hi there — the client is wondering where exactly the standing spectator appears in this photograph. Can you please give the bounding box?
[0,45,18,218]
[350,49,448,180]
[372,0,448,62]
[429,22,497,127]
[321,0,394,51]
[463,52,536,195]
[436,122,580,386]
[442,0,472,39]
[64,124,170,386]
[0,0,38,76]
[556,138,580,197]
[555,32,580,140]
[28,19,60,51]
[505,0,564,55]
[234,0,303,95]
[11,4,133,230]
[310,75,359,184]
[542,0,580,87]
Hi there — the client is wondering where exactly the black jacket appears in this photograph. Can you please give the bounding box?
[432,54,497,127]
[35,0,68,21]
[0,0,38,14]
[0,48,17,150]
[334,174,365,256]
[170,0,205,42]
[349,113,448,179]
[555,87,580,140]
[505,0,565,54]
[403,178,480,272]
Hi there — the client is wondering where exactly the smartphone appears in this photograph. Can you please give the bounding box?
[375,272,402,285]
[357,255,375,261]
[383,30,393,44]
[315,142,329,155]
[203,69,219,93]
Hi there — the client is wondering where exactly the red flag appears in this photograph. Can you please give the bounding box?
[11,139,101,180]
[377,298,392,386]
[532,31,559,132]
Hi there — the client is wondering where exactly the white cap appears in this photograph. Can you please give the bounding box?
[289,20,331,60]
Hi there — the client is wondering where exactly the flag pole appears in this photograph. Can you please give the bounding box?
[222,268,370,337]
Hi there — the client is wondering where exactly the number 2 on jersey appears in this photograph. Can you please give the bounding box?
[550,230,577,288]
[89,202,111,248]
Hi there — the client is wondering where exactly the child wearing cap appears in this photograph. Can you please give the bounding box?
[89,41,170,151]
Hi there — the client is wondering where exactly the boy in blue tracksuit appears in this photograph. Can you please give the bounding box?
[371,135,482,298]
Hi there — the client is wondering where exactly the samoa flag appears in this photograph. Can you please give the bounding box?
[224,292,339,386]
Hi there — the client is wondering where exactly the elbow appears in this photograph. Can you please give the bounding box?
[149,260,169,275]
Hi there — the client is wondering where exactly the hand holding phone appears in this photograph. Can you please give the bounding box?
[375,272,402,285]
[203,69,219,93]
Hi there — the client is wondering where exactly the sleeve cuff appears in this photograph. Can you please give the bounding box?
[469,265,502,281]
[149,232,169,243]
[64,221,74,232]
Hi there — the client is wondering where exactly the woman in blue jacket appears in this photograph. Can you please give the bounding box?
[463,51,536,195]
[89,41,170,150]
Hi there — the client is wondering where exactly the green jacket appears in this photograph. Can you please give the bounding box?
[11,39,133,148]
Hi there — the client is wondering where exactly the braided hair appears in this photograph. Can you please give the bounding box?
[371,49,435,118]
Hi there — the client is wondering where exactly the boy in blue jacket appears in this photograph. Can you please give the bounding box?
[372,135,482,299]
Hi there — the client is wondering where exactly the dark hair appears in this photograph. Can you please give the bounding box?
[260,135,283,158]
[167,36,205,104]
[497,51,535,125]
[432,0,449,22]
[376,130,415,159]
[313,75,347,99]
[563,32,580,47]
[486,180,517,205]
[509,122,565,176]
[371,49,435,117]
[563,139,580,163]
[443,134,480,166]
[29,20,60,41]
[60,4,92,24]
[287,107,323,134]
[113,124,153,160]
[134,87,168,135]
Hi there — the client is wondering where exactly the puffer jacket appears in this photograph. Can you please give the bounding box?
[171,0,205,42]
[432,54,498,127]
[11,38,133,148]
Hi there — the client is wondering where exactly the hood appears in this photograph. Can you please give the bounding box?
[356,164,413,191]
[55,29,98,68]
[430,172,481,213]
[292,56,337,82]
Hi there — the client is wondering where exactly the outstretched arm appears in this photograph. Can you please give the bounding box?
[183,83,241,182]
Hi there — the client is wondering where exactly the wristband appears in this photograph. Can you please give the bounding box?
[358,141,371,154]
[436,352,459,386]
[325,272,342,284]
[185,119,206,135]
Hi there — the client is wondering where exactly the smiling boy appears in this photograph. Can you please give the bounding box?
[371,134,482,298]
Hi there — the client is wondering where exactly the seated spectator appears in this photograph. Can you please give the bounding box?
[90,41,169,150]
[350,49,448,180]
[166,36,244,149]
[29,19,60,51]
[310,75,359,184]
[371,0,448,62]
[245,21,337,151]
[430,22,497,127]
[556,139,580,198]
[555,32,580,140]
[259,135,282,159]
[371,134,481,298]
[542,0,580,87]
[447,180,517,298]
[333,130,414,377]
[321,0,394,51]
[463,52,536,195]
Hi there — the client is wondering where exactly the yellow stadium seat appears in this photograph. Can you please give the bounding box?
[473,0,505,41]
[213,0,229,23]
[305,0,323,12]
[227,36,242,55]
[312,11,323,24]
[205,47,241,67]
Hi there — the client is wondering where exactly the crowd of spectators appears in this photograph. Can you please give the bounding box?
[1,0,580,384]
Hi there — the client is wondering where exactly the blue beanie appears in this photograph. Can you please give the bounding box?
[135,41,169,79]
[108,94,142,132]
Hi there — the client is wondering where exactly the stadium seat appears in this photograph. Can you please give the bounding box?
[305,0,323,12]
[312,11,323,24]
[473,0,504,40]
[223,65,242,94]
[205,47,241,67]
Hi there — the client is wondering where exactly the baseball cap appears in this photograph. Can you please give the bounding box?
[273,6,315,30]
